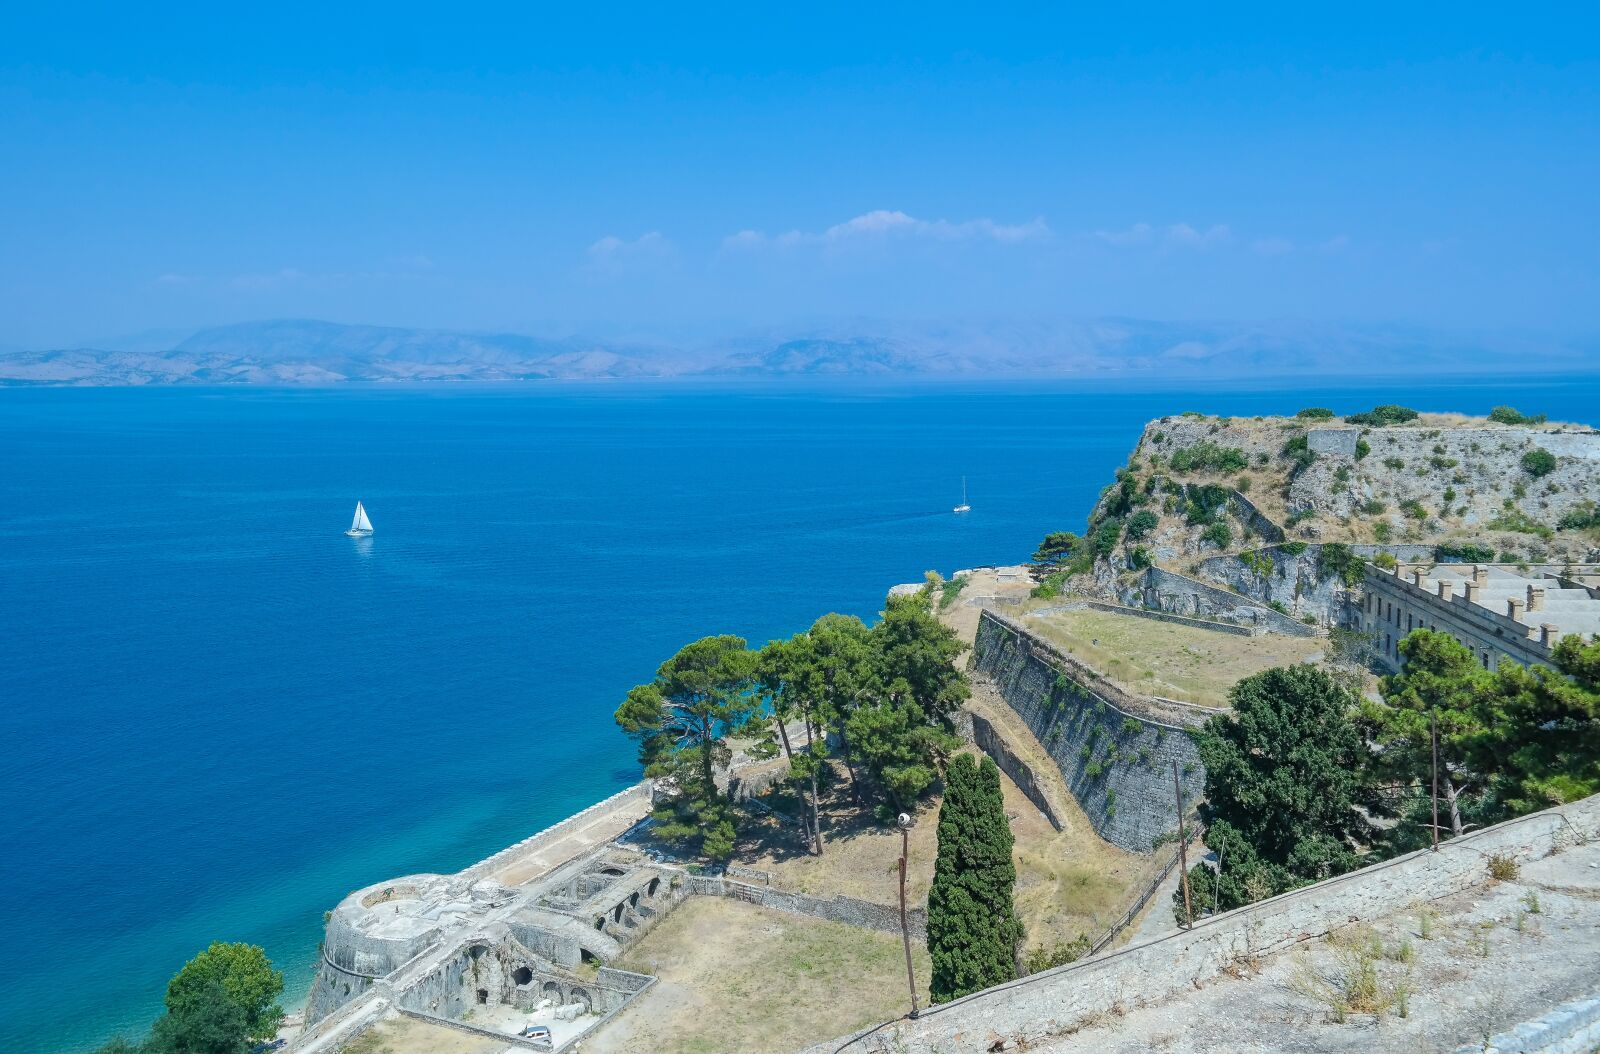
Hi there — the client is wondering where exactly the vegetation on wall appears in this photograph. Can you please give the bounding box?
[928,753,1022,1003]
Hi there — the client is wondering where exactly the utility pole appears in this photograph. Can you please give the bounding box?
[1431,713,1440,852]
[1173,761,1193,928]
[897,812,921,1018]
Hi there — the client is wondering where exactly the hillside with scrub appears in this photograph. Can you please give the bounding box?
[1034,404,1600,608]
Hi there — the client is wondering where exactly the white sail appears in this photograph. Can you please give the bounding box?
[351,502,373,532]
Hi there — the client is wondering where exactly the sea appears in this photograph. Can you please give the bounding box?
[3,376,1597,1053]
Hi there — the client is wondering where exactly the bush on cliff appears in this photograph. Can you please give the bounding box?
[929,754,1021,1002]
[1345,404,1419,427]
[1178,665,1371,920]
[1521,448,1557,478]
[1490,405,1547,426]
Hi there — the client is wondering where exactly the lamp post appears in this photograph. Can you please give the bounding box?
[897,811,921,1019]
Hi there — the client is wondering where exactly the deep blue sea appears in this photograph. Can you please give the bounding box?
[3,377,1598,1053]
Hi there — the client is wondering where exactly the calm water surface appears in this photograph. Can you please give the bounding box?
[3,377,1597,1053]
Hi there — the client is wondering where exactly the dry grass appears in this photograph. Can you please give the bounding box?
[590,898,931,1054]
[1016,605,1328,708]
[338,1015,505,1054]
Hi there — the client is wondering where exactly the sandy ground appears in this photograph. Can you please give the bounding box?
[1030,843,1600,1053]
[588,897,931,1054]
[1019,604,1331,708]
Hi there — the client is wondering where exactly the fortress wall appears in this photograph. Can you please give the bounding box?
[684,875,927,939]
[972,611,1205,853]
[1139,566,1316,636]
[1077,599,1256,636]
[460,781,653,882]
[811,792,1600,1054]
[964,711,1064,832]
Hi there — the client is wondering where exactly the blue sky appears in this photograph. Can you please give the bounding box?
[2,2,1597,348]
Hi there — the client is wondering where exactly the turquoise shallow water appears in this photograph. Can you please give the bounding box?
[2,377,1597,1053]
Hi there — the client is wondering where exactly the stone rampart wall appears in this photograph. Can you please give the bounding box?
[810,792,1600,1054]
[964,712,1063,831]
[685,875,926,939]
[461,782,652,882]
[973,612,1206,853]
[1079,599,1257,637]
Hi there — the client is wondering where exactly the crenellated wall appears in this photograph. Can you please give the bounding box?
[972,611,1205,853]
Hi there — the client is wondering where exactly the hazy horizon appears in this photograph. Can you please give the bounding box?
[4,5,1598,358]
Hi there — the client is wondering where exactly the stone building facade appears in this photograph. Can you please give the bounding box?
[1358,562,1600,673]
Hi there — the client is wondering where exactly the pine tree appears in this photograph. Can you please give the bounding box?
[927,754,1021,1002]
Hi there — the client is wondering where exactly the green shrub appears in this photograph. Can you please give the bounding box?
[1090,517,1123,557]
[1373,552,1398,570]
[1521,449,1557,478]
[1201,521,1233,548]
[1383,457,1405,470]
[1124,509,1160,541]
[1318,543,1365,586]
[1169,442,1249,474]
[1355,438,1371,460]
[1281,541,1309,555]
[1239,549,1274,577]
[1346,404,1419,427]
[1334,465,1351,484]
[1401,500,1427,520]
[1374,521,1394,542]
[1296,407,1335,420]
[1558,502,1600,531]
[1361,499,1387,515]
[1490,406,1547,426]
[1122,718,1144,737]
[1436,543,1494,563]
[1488,509,1553,539]
[1282,434,1316,470]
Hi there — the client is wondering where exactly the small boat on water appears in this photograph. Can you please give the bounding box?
[953,477,971,514]
[346,501,374,537]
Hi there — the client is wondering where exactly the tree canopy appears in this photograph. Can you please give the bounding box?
[928,753,1021,1002]
[1182,664,1371,917]
[94,944,282,1054]
[615,634,757,859]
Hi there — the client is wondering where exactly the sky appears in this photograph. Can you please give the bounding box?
[1,2,1597,349]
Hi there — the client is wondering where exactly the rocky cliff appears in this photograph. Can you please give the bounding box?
[1073,407,1600,617]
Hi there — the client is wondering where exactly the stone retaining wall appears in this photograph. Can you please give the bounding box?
[461,782,653,882]
[1140,566,1317,636]
[973,611,1206,853]
[962,711,1064,831]
[1079,599,1257,637]
[685,875,926,940]
[810,792,1600,1054]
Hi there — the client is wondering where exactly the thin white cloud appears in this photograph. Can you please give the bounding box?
[1251,237,1295,257]
[587,232,670,260]
[725,209,1050,250]
[1094,222,1232,249]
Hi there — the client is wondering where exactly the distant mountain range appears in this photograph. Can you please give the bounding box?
[1,317,1593,385]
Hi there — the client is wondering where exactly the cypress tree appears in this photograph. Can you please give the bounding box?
[927,753,1022,1002]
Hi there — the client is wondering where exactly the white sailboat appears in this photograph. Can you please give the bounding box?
[953,477,971,514]
[346,501,374,537]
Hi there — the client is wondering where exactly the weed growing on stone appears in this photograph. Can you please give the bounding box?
[1488,853,1521,881]
[1522,891,1541,915]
